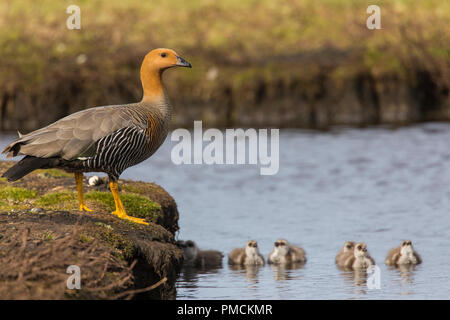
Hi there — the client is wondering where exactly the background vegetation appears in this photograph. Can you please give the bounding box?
[0,0,448,130]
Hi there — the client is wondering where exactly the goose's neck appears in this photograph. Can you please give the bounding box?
[140,68,167,104]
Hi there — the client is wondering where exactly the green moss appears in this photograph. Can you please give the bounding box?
[99,230,135,260]
[121,183,165,200]
[34,169,72,178]
[121,184,143,194]
[79,233,94,243]
[0,199,25,211]
[35,191,76,209]
[0,186,37,201]
[30,189,162,222]
[86,191,162,221]
[94,222,114,230]
[42,231,54,241]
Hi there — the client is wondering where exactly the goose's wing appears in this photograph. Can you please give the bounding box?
[3,106,134,160]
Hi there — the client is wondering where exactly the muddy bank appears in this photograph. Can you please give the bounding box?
[0,161,183,300]
[198,62,449,130]
[0,54,448,132]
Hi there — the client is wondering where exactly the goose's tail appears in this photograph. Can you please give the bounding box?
[2,156,56,181]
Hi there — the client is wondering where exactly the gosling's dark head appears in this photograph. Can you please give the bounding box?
[343,241,355,253]
[247,240,258,248]
[354,242,368,257]
[401,240,413,248]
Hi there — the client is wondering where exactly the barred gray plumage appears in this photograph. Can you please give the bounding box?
[84,122,160,181]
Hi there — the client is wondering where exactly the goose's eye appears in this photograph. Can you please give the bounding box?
[161,53,167,58]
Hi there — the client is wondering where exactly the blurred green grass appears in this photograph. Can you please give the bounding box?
[0,0,448,128]
[1,0,447,77]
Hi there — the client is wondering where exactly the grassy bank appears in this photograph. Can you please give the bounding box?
[0,0,448,130]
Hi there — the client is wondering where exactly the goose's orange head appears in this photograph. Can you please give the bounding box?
[142,48,191,73]
[140,48,191,102]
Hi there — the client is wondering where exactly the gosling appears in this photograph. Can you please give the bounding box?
[343,242,375,270]
[385,240,422,266]
[335,241,355,268]
[178,240,223,268]
[268,239,306,265]
[228,240,265,266]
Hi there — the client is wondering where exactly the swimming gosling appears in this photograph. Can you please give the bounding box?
[268,239,306,265]
[335,241,355,268]
[385,240,422,266]
[228,240,265,266]
[178,240,223,268]
[343,242,375,270]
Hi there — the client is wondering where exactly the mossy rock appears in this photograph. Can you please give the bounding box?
[0,209,183,299]
[0,161,183,300]
[0,160,179,234]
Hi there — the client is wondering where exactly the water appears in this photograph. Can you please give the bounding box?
[1,123,450,299]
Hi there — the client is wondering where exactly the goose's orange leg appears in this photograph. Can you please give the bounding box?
[109,181,149,225]
[75,173,92,212]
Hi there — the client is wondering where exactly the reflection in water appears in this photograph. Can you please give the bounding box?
[387,264,418,286]
[353,269,369,287]
[397,265,418,296]
[270,263,305,281]
[337,263,419,297]
[397,264,417,284]
[229,265,262,284]
[178,267,199,288]
[179,266,222,283]
[177,265,223,298]
[338,268,369,294]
